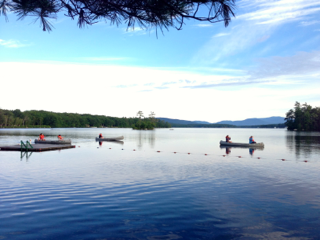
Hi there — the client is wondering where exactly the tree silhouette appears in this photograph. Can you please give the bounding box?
[1,0,236,32]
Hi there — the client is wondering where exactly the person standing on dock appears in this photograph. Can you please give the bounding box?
[226,135,232,143]
[249,136,256,144]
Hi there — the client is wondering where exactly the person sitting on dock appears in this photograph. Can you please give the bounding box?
[249,136,256,144]
[226,135,232,143]
[38,133,45,141]
[99,133,104,139]
[57,135,63,140]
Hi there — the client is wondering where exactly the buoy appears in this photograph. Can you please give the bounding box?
[238,156,242,158]
[157,151,160,153]
[223,155,226,157]
[122,149,124,150]
[174,152,176,154]
[205,154,207,156]
[257,157,260,159]
[282,159,285,161]
[188,153,190,154]
[304,160,308,162]
[109,148,111,149]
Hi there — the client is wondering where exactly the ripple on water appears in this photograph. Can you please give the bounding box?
[1,129,320,239]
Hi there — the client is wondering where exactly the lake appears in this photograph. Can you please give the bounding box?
[1,128,320,239]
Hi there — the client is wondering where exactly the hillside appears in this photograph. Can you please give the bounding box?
[215,117,285,126]
[157,117,285,126]
[157,118,211,125]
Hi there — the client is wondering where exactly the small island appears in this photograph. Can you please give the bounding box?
[132,111,170,130]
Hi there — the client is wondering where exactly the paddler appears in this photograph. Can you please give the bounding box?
[226,135,232,143]
[38,133,45,141]
[249,136,256,144]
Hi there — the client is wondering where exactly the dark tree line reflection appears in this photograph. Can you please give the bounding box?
[286,132,320,158]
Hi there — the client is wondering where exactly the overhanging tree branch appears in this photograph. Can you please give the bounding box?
[1,0,236,32]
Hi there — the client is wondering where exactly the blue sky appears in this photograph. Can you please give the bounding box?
[1,0,320,123]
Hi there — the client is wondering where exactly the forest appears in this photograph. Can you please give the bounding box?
[285,102,320,131]
[0,109,171,129]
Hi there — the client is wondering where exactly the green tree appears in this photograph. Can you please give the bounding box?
[285,102,320,131]
[1,0,235,32]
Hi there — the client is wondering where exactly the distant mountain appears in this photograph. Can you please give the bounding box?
[215,117,285,126]
[158,116,285,126]
[193,121,211,124]
[157,118,211,125]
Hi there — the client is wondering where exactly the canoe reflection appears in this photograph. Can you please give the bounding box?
[98,140,124,147]
[220,145,264,156]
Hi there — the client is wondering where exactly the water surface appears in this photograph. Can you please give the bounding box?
[1,128,320,239]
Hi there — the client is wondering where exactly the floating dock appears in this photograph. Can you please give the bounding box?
[0,144,76,152]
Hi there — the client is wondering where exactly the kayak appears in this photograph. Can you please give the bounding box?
[35,139,72,144]
[96,136,124,141]
[220,140,264,148]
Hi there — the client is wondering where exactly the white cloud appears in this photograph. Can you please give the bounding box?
[195,24,212,28]
[238,0,320,26]
[192,0,320,66]
[300,20,320,26]
[78,57,131,62]
[123,26,152,35]
[0,39,29,48]
[1,59,319,123]
[213,33,230,37]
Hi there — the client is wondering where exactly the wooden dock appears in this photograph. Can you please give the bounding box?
[0,144,76,152]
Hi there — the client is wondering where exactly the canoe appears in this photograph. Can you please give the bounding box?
[220,145,264,150]
[96,136,124,141]
[220,140,264,148]
[35,139,71,145]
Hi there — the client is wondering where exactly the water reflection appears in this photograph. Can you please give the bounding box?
[20,151,32,160]
[226,147,231,155]
[286,132,320,158]
[136,130,155,149]
[249,148,255,156]
[97,140,124,147]
[2,128,320,239]
[220,145,264,156]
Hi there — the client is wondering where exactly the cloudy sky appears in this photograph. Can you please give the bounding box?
[1,0,320,123]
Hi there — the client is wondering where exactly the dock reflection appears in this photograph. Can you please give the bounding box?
[21,151,33,160]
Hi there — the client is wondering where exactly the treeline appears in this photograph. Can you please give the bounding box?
[285,102,320,131]
[0,108,171,129]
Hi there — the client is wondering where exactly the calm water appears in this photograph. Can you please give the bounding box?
[1,128,320,239]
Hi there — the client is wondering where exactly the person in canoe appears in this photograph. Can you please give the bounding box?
[99,133,104,139]
[57,135,63,140]
[38,133,45,141]
[226,135,232,143]
[249,136,256,144]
